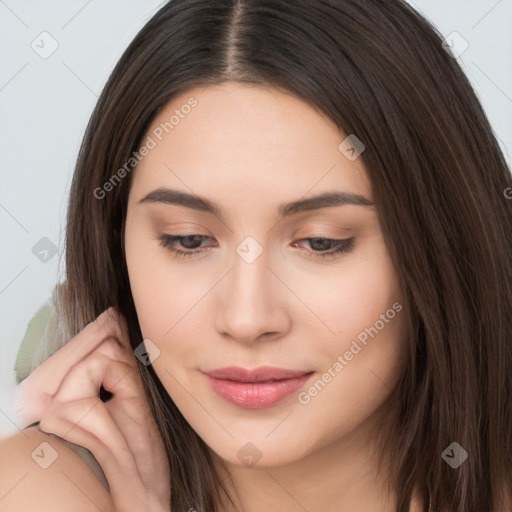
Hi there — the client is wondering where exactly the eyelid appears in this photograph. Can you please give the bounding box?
[292,220,354,237]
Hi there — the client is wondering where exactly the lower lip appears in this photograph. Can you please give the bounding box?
[205,373,314,409]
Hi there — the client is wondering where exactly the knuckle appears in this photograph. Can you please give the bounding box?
[98,338,124,360]
[94,308,118,338]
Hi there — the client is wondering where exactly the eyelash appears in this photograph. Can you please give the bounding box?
[156,234,355,259]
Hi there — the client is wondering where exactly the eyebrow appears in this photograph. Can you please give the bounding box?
[137,187,375,217]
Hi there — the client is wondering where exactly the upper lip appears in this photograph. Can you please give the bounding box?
[203,366,313,383]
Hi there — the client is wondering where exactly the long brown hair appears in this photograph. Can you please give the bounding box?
[54,0,512,510]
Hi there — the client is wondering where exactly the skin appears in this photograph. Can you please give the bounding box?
[124,81,412,511]
[0,427,115,512]
[1,308,170,512]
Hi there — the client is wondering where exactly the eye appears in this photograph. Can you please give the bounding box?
[156,234,355,259]
[291,237,355,259]
[157,234,214,258]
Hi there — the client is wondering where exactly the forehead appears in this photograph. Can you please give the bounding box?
[129,82,371,207]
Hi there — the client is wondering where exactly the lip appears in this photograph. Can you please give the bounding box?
[203,366,314,409]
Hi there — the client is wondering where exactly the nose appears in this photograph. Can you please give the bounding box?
[214,244,291,345]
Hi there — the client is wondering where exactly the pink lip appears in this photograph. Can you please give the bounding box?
[203,366,314,409]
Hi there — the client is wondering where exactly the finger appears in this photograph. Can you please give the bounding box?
[56,350,139,403]
[38,397,144,503]
[106,307,132,352]
[20,339,137,424]
[21,307,121,396]
[18,308,125,419]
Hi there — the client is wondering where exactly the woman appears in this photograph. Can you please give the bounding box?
[1,0,512,511]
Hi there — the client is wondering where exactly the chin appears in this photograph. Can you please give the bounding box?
[204,429,314,469]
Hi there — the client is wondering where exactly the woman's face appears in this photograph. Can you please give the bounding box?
[124,82,406,467]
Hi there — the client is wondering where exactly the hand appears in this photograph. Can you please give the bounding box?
[17,307,171,512]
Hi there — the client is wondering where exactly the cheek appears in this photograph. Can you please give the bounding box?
[124,232,171,367]
[334,265,402,346]
[125,223,200,339]
[295,260,406,443]
[124,229,213,389]
[288,237,406,403]
[281,236,403,348]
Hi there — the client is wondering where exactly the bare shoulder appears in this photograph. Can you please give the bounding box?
[0,427,114,512]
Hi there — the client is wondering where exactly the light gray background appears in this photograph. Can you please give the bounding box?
[1,0,511,437]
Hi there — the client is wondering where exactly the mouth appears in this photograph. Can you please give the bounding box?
[203,366,315,409]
